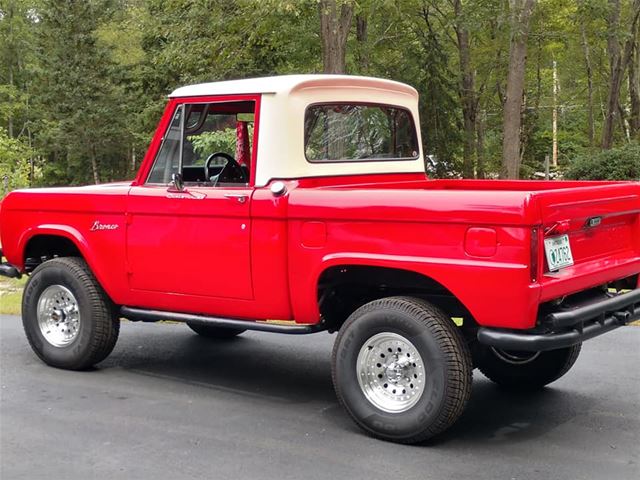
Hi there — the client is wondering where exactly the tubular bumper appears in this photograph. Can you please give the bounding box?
[477,288,640,352]
[0,249,21,279]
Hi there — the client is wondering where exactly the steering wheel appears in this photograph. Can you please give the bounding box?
[204,152,247,185]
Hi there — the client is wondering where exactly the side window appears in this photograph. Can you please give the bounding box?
[147,106,183,184]
[146,101,255,186]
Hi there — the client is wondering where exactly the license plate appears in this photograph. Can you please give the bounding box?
[544,234,574,271]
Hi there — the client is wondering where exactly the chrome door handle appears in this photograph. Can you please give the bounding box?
[223,193,248,204]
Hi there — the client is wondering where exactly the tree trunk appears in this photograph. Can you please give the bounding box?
[630,35,640,139]
[355,14,369,72]
[602,0,640,148]
[501,0,536,179]
[580,23,595,146]
[129,145,137,175]
[8,65,14,138]
[90,147,100,185]
[454,0,477,179]
[28,128,34,187]
[476,110,486,179]
[319,0,354,74]
[7,4,14,138]
[618,102,630,141]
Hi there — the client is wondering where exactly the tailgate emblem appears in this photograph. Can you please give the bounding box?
[586,216,602,228]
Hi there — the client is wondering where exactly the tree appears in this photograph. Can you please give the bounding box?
[0,0,36,139]
[0,126,33,193]
[453,0,477,178]
[601,0,640,148]
[35,0,128,185]
[629,24,640,139]
[501,0,536,179]
[319,0,354,73]
[577,0,597,146]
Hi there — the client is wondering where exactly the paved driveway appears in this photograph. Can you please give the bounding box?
[1,315,638,480]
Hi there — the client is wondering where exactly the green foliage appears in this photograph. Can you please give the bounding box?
[0,0,637,185]
[565,143,640,180]
[32,0,131,185]
[190,128,238,161]
[0,127,33,193]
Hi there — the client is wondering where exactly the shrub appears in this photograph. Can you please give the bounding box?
[0,128,33,195]
[565,143,640,181]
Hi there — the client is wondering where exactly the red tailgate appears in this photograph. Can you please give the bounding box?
[533,182,640,301]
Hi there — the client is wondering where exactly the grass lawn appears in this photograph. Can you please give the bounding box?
[0,276,26,315]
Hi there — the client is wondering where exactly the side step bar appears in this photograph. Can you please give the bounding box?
[0,249,22,279]
[120,306,327,335]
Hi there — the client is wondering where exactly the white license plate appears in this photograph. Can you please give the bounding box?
[544,234,574,271]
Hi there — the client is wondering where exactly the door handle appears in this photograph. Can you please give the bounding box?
[223,193,248,204]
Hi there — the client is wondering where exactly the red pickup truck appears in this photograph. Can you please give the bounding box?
[1,75,639,443]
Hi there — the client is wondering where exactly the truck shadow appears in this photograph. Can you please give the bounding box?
[429,379,595,446]
[105,322,596,444]
[105,325,337,404]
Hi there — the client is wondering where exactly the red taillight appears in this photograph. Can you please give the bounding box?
[530,227,539,283]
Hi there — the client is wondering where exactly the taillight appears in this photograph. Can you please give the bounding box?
[530,227,539,283]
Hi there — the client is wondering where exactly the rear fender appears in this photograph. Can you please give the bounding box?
[297,252,538,329]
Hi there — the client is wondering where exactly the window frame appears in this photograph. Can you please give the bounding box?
[303,101,420,165]
[136,94,262,188]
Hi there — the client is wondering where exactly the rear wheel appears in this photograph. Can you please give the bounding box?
[331,296,472,444]
[186,322,245,339]
[475,343,581,390]
[22,257,119,370]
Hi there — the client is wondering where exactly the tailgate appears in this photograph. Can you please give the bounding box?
[533,182,640,300]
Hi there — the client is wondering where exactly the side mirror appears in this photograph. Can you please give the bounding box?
[170,173,184,192]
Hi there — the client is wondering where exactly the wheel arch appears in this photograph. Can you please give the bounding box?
[315,260,477,331]
[19,227,115,301]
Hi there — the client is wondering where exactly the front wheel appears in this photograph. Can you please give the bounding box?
[331,297,472,444]
[22,257,120,370]
[475,343,581,390]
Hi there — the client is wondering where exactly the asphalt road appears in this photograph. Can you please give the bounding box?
[1,315,638,480]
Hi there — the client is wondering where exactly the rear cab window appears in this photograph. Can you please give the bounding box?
[304,103,419,163]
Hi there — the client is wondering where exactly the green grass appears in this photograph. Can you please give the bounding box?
[0,276,26,315]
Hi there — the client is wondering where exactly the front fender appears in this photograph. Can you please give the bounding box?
[17,224,122,303]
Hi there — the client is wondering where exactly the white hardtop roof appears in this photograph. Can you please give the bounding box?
[169,74,418,99]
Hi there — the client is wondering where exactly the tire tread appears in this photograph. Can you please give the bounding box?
[331,296,473,444]
[23,257,119,370]
[476,343,581,390]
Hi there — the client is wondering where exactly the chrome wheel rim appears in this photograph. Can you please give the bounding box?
[37,285,81,347]
[356,332,425,413]
[490,347,540,365]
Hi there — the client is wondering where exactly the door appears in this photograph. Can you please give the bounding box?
[126,97,258,301]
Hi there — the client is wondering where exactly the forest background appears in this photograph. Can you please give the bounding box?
[0,0,639,193]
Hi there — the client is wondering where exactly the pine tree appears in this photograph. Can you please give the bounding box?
[35,0,126,185]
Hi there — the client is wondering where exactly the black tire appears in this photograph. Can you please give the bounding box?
[186,322,245,339]
[21,257,119,370]
[331,296,472,444]
[475,343,581,390]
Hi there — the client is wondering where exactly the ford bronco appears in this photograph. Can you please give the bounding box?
[1,75,639,443]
